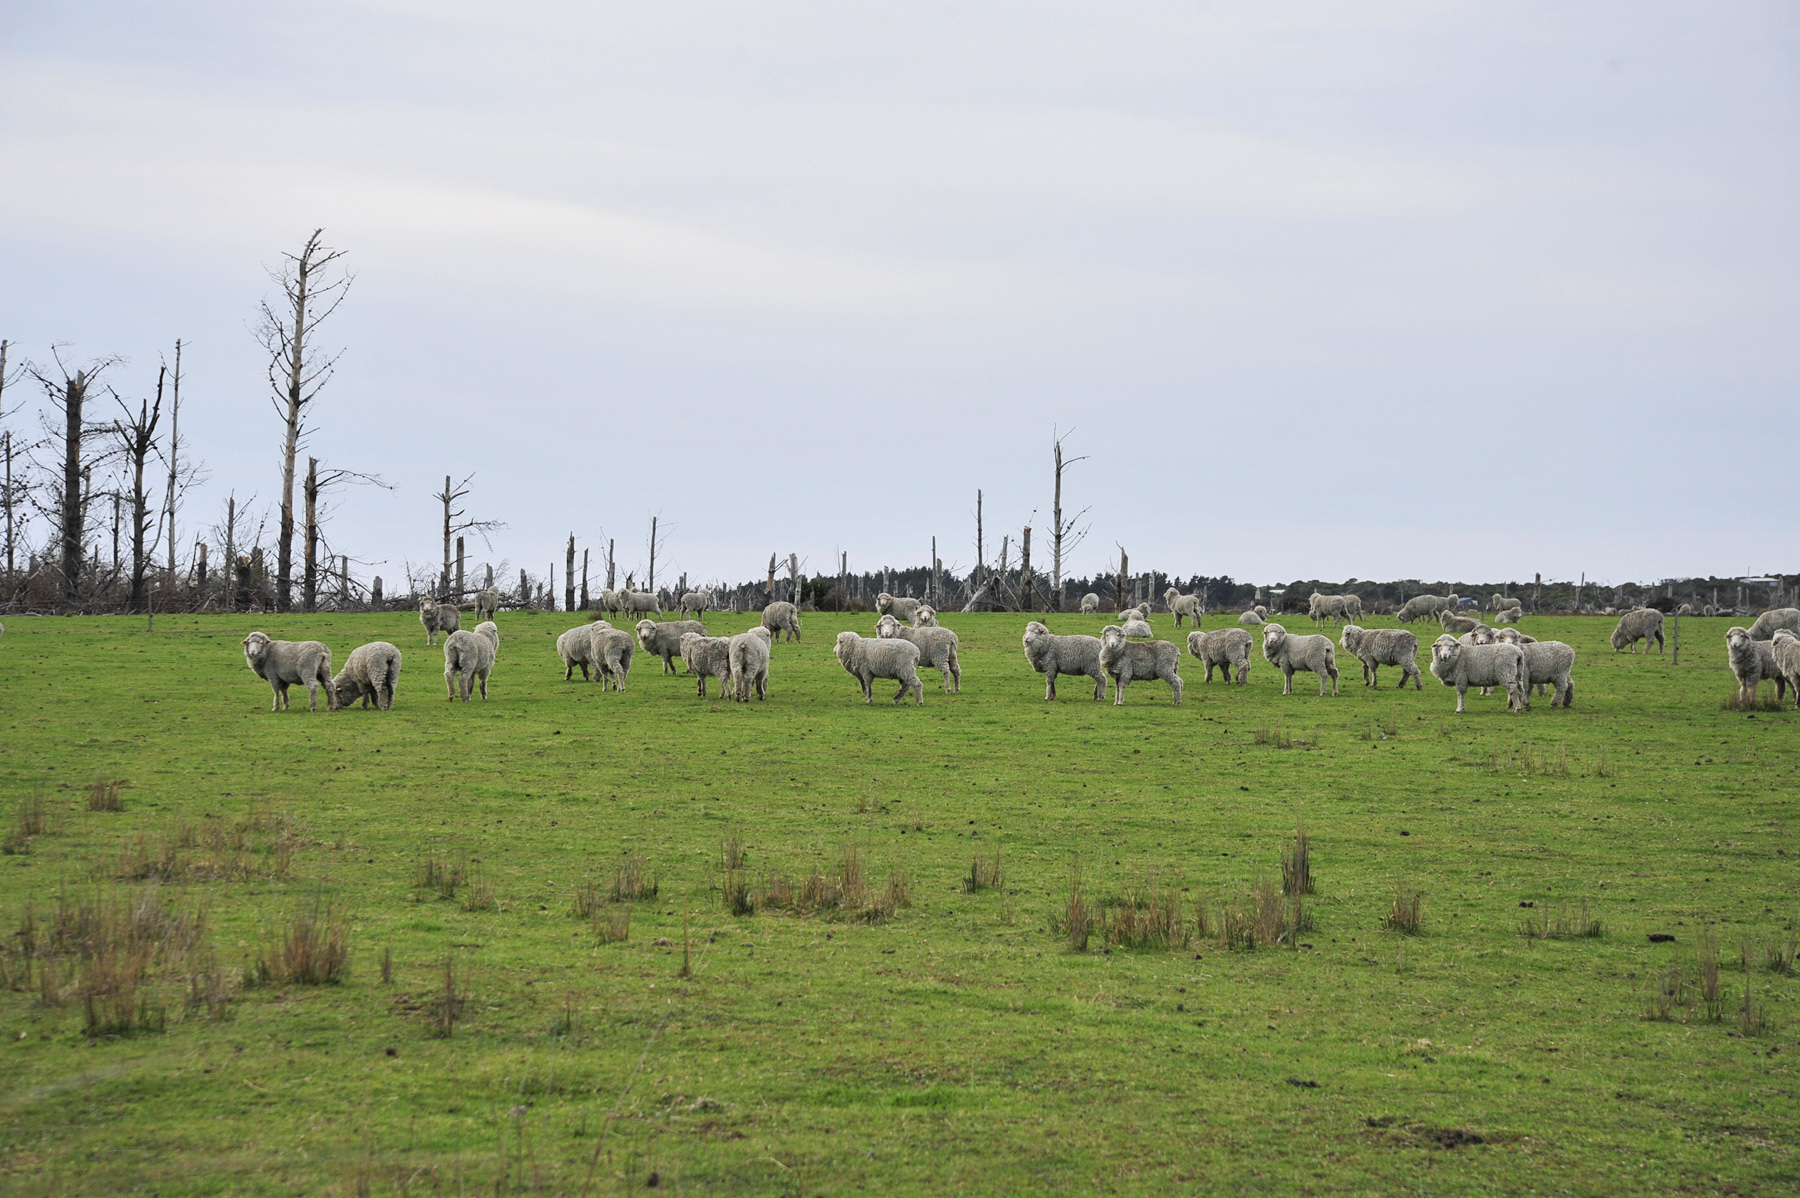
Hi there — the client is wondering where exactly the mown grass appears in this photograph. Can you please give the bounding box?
[0,609,1794,1194]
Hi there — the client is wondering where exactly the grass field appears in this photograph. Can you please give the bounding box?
[0,607,1794,1195]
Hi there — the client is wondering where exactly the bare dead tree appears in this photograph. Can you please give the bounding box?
[0,338,26,588]
[257,230,352,612]
[433,473,504,598]
[646,514,669,592]
[1050,427,1090,611]
[305,460,388,611]
[565,535,576,613]
[111,370,165,612]
[26,349,119,604]
[605,538,616,591]
[1020,525,1034,612]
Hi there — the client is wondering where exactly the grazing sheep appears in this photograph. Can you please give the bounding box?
[1339,625,1421,690]
[1261,623,1339,696]
[1116,602,1151,622]
[1079,593,1101,614]
[727,626,774,702]
[1238,606,1267,626]
[474,586,501,623]
[1395,594,1449,623]
[875,593,923,623]
[1519,640,1576,708]
[678,588,712,619]
[1489,595,1523,617]
[1726,626,1789,704]
[679,632,733,698]
[1164,589,1205,627]
[636,619,708,675]
[557,625,599,681]
[331,641,401,710]
[1098,625,1183,706]
[834,631,922,705]
[1021,621,1106,701]
[1186,627,1251,684]
[1748,608,1800,641]
[1439,609,1482,636]
[1308,592,1361,626]
[875,614,961,693]
[242,631,336,712]
[590,627,635,691]
[1494,607,1522,625]
[1121,614,1154,640]
[621,590,661,619]
[1428,634,1527,714]
[444,621,500,702]
[761,601,802,643]
[1610,608,1665,655]
[913,605,939,627]
[1677,603,1697,617]
[1771,631,1800,708]
[419,597,461,646]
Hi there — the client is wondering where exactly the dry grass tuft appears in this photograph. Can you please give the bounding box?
[1698,925,1724,1022]
[1281,819,1312,896]
[115,811,299,885]
[416,854,464,901]
[86,777,125,813]
[430,957,462,1038]
[1385,888,1424,936]
[459,863,496,912]
[963,846,1003,894]
[593,905,631,944]
[1758,933,1797,975]
[1645,961,1686,1021]
[727,845,910,923]
[1519,900,1603,941]
[251,895,348,986]
[1054,858,1092,952]
[1722,690,1786,712]
[609,852,657,903]
[379,945,393,986]
[1740,974,1769,1036]
[4,792,52,855]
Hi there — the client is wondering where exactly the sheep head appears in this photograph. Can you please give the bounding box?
[1470,626,1496,645]
[635,619,659,644]
[242,631,271,670]
[834,630,859,664]
[875,615,903,639]
[1339,624,1362,651]
[1100,625,1127,650]
[1430,634,1462,672]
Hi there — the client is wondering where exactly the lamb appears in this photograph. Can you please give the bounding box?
[1186,627,1251,684]
[1338,625,1421,690]
[474,586,501,623]
[331,641,401,710]
[419,597,461,646]
[1164,589,1205,627]
[621,590,661,619]
[1079,593,1101,614]
[557,625,599,681]
[875,593,923,623]
[875,614,961,693]
[679,632,733,698]
[1439,609,1482,635]
[1771,631,1800,708]
[727,626,774,702]
[834,631,922,706]
[1428,634,1527,713]
[761,601,802,643]
[1021,621,1106,701]
[1748,608,1800,641]
[1725,626,1789,704]
[913,605,939,627]
[590,627,635,691]
[1098,625,1183,706]
[1518,640,1576,708]
[1237,606,1267,626]
[1260,623,1339,696]
[678,588,712,619]
[1609,608,1665,654]
[1489,595,1523,617]
[636,619,708,674]
[443,620,500,702]
[1493,607,1523,625]
[242,632,336,712]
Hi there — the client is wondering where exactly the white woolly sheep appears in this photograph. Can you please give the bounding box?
[1164,589,1205,627]
[1261,623,1339,696]
[1186,627,1251,684]
[557,625,599,681]
[1771,631,1800,708]
[636,619,708,675]
[444,620,500,702]
[913,605,939,627]
[678,588,712,619]
[590,627,635,691]
[1492,628,1537,645]
[1429,634,1527,714]
[419,597,461,646]
[474,587,501,623]
[621,590,661,619]
[875,614,961,693]
[761,601,802,643]
[1748,608,1800,641]
[1494,607,1522,625]
[1079,593,1101,614]
[834,631,922,705]
[679,632,733,698]
[332,641,401,710]
[1115,602,1151,622]
[1237,606,1266,626]
[1021,621,1106,701]
[1489,595,1523,617]
[1610,608,1665,654]
[1339,625,1421,690]
[1726,626,1789,704]
[242,631,336,712]
[1308,592,1361,626]
[727,626,773,702]
[1395,594,1448,623]
[1519,640,1576,708]
[1439,609,1482,636]
[1099,625,1182,706]
[599,588,621,616]
[875,593,923,623]
[1121,614,1154,640]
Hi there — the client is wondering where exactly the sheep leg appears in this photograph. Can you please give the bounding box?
[269,681,283,712]
[1167,671,1182,706]
[1282,666,1294,696]
[1091,669,1107,701]
[1042,667,1057,700]
[861,672,874,704]
[445,668,457,700]
[1235,661,1248,685]
[1455,684,1467,713]
[1112,668,1128,706]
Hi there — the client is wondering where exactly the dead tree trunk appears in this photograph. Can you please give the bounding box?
[606,539,615,591]
[1050,430,1089,608]
[565,535,576,612]
[164,338,182,589]
[580,549,590,610]
[766,553,777,602]
[455,536,465,598]
[1115,548,1129,608]
[59,371,90,603]
[787,553,799,606]
[931,537,938,605]
[974,489,984,593]
[1020,526,1033,612]
[303,456,320,612]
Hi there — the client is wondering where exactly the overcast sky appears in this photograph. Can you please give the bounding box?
[2,2,1795,592]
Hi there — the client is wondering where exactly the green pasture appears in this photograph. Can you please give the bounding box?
[0,607,1794,1195]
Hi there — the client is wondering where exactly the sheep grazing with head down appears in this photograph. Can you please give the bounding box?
[474,587,501,623]
[1308,592,1361,626]
[1748,608,1800,641]
[419,598,461,646]
[679,632,733,698]
[557,625,600,681]
[875,614,961,692]
[1726,626,1789,704]
[1518,640,1576,708]
[875,593,923,623]
[912,605,939,627]
[1261,623,1338,696]
[1099,625,1182,706]
[1079,593,1101,615]
[636,619,708,675]
[443,620,500,702]
[331,641,401,710]
[242,631,337,712]
[835,631,923,706]
[1186,627,1251,684]
[590,627,635,691]
[678,588,712,619]
[1610,608,1665,654]
[1121,613,1154,640]
[1771,631,1800,708]
[1439,609,1482,636]
[1339,625,1421,690]
[1238,606,1267,626]
[1163,589,1205,627]
[1395,594,1448,623]
[1021,621,1106,701]
[761,601,802,643]
[1429,634,1527,714]
[727,626,774,702]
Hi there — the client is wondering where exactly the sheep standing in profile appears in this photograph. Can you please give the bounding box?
[621,590,661,620]
[1428,634,1526,714]
[419,598,460,646]
[599,588,621,617]
[1261,623,1338,696]
[1339,625,1421,690]
[1079,593,1101,615]
[1726,626,1789,704]
[678,588,712,619]
[1021,621,1106,700]
[474,587,501,623]
[444,621,500,701]
[1238,606,1267,626]
[1489,595,1523,619]
[557,625,599,681]
[1186,627,1251,684]
[590,627,635,691]
[1748,608,1800,641]
[727,626,774,702]
[1308,593,1361,626]
[331,641,401,710]
[1439,609,1482,636]
[834,631,922,705]
[1098,625,1182,705]
[242,632,337,712]
[679,632,733,698]
[1518,640,1576,708]
[636,619,708,674]
[761,601,802,643]
[913,605,939,627]
[1771,631,1800,708]
[1610,608,1665,654]
[875,593,923,623]
[876,614,961,693]
[1395,595,1445,623]
[1164,589,1205,627]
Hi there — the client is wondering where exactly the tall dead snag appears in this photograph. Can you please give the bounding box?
[1114,548,1129,608]
[564,535,576,613]
[1050,428,1090,612]
[112,369,164,613]
[766,553,777,602]
[433,473,503,599]
[1020,526,1033,612]
[257,230,351,613]
[27,350,118,604]
[580,549,590,610]
[605,539,616,591]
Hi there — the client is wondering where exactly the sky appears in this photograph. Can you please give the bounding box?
[1,1,1796,593]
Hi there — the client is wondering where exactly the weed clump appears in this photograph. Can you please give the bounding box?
[250,895,347,986]
[86,778,126,813]
[964,846,1003,894]
[4,793,52,855]
[1518,900,1603,941]
[1385,888,1424,936]
[416,854,464,901]
[1281,819,1313,896]
[723,844,911,924]
[610,852,657,903]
